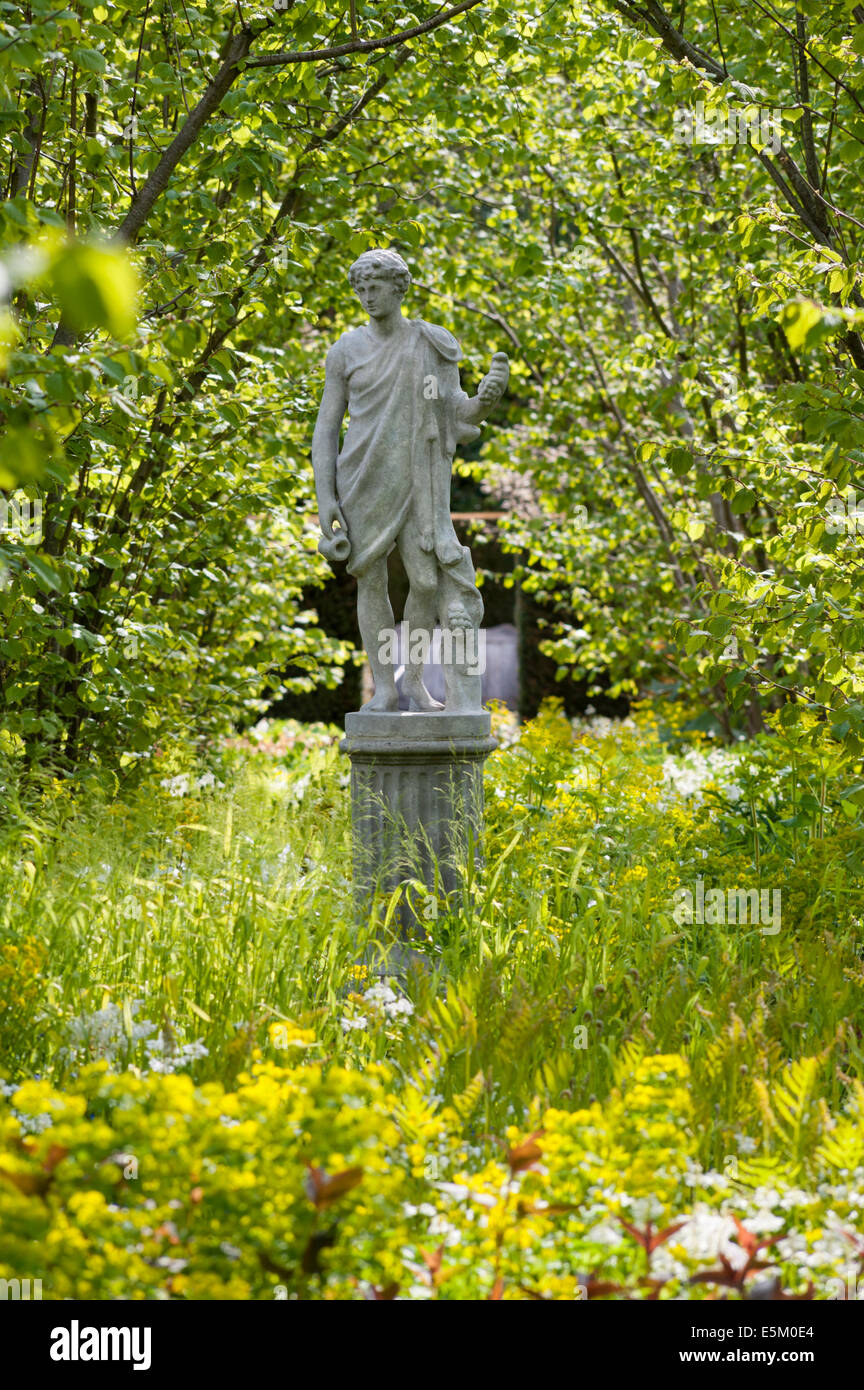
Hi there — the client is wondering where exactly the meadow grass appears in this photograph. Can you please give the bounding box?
[2,700,861,1176]
[2,702,864,1299]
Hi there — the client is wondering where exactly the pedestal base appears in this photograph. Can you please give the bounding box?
[341,710,497,939]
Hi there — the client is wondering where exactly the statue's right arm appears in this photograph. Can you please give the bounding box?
[311,345,348,536]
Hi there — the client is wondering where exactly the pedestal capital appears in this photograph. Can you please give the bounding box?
[342,709,496,760]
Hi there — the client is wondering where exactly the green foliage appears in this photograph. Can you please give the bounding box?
[1,705,862,1155]
[1,0,862,1306]
[0,706,861,1298]
[1,0,863,774]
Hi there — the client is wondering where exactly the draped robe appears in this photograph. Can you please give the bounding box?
[330,319,481,624]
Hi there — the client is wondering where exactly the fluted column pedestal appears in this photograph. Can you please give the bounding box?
[341,711,497,961]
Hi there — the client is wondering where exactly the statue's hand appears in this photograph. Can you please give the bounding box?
[477,351,509,403]
[320,498,348,542]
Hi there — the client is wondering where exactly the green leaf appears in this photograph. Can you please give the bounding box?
[730,488,757,515]
[72,47,107,73]
[667,446,694,476]
[50,242,138,339]
[27,554,61,592]
[778,299,838,352]
[0,428,47,487]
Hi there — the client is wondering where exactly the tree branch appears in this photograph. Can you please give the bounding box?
[246,0,485,67]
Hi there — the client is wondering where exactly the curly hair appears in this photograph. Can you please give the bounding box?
[348,248,412,293]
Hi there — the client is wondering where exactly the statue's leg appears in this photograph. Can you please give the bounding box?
[398,518,444,712]
[357,555,399,711]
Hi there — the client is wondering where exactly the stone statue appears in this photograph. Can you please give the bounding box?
[312,248,509,714]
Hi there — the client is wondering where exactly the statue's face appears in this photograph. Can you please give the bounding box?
[353,272,403,319]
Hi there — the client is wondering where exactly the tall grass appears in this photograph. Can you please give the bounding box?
[1,703,862,1172]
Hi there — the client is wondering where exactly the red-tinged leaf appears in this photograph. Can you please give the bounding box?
[421,1245,452,1287]
[506,1130,545,1174]
[0,1166,52,1197]
[618,1217,685,1255]
[42,1143,69,1173]
[259,1250,293,1280]
[190,1185,204,1204]
[574,1263,627,1299]
[691,1254,772,1290]
[648,1220,687,1253]
[690,1256,743,1289]
[619,1217,650,1250]
[733,1215,777,1257]
[319,1167,363,1205]
[583,1278,627,1298]
[488,1277,505,1300]
[304,1163,363,1209]
[637,1276,668,1301]
[304,1164,326,1202]
[301,1229,336,1274]
[365,1283,399,1301]
[421,1245,444,1276]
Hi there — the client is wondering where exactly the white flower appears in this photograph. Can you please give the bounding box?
[427,1217,462,1245]
[675,1210,737,1262]
[659,747,744,808]
[66,1003,158,1063]
[145,1037,209,1073]
[402,1202,438,1219]
[18,1111,53,1135]
[340,1016,368,1032]
[63,1005,207,1075]
[160,774,191,798]
[362,981,415,1021]
[584,1221,622,1245]
[364,984,397,1006]
[434,1182,471,1201]
[626,1195,666,1224]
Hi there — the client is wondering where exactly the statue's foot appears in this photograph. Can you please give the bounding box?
[360,687,399,712]
[404,673,444,712]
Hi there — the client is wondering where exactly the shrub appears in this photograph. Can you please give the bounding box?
[2,1048,863,1300]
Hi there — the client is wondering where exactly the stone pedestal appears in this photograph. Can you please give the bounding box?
[341,710,497,945]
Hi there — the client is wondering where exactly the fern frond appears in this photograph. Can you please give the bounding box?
[449,1070,486,1122]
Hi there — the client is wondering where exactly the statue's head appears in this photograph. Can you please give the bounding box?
[349,248,411,319]
[348,248,411,292]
